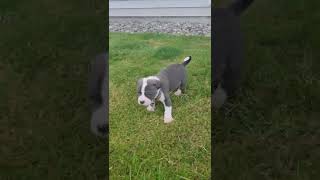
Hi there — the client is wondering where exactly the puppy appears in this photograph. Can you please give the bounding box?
[88,53,108,137]
[136,56,192,123]
[212,0,254,108]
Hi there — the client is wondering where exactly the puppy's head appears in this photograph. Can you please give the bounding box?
[136,76,161,106]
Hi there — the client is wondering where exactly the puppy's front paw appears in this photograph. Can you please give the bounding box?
[147,105,155,112]
[164,116,174,123]
[213,87,227,109]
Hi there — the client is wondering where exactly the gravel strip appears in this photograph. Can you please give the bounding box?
[109,21,211,37]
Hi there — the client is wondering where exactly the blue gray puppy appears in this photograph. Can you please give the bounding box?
[88,53,108,137]
[136,56,191,123]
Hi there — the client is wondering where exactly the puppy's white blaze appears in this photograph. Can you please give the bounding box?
[174,89,181,96]
[183,56,190,62]
[164,106,173,123]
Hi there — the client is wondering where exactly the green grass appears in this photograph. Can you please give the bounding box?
[0,0,107,179]
[109,33,211,179]
[214,0,320,179]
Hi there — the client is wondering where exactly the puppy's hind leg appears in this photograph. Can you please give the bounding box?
[175,78,186,96]
[223,38,244,97]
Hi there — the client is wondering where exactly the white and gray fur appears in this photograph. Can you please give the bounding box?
[88,53,108,137]
[137,56,191,123]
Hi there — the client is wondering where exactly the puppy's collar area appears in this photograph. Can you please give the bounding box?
[155,89,161,100]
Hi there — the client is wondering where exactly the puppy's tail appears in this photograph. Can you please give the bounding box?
[228,0,254,16]
[181,56,192,66]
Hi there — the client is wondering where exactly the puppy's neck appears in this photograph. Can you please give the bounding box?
[155,89,161,99]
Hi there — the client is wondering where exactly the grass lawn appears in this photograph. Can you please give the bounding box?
[214,0,320,179]
[0,0,107,179]
[109,32,211,179]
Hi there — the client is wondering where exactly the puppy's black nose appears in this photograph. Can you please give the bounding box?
[97,124,108,135]
[140,100,145,104]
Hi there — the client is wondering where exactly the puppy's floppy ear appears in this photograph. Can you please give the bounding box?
[153,80,161,89]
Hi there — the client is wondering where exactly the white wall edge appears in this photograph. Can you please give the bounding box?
[110,1,210,9]
[109,7,211,17]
